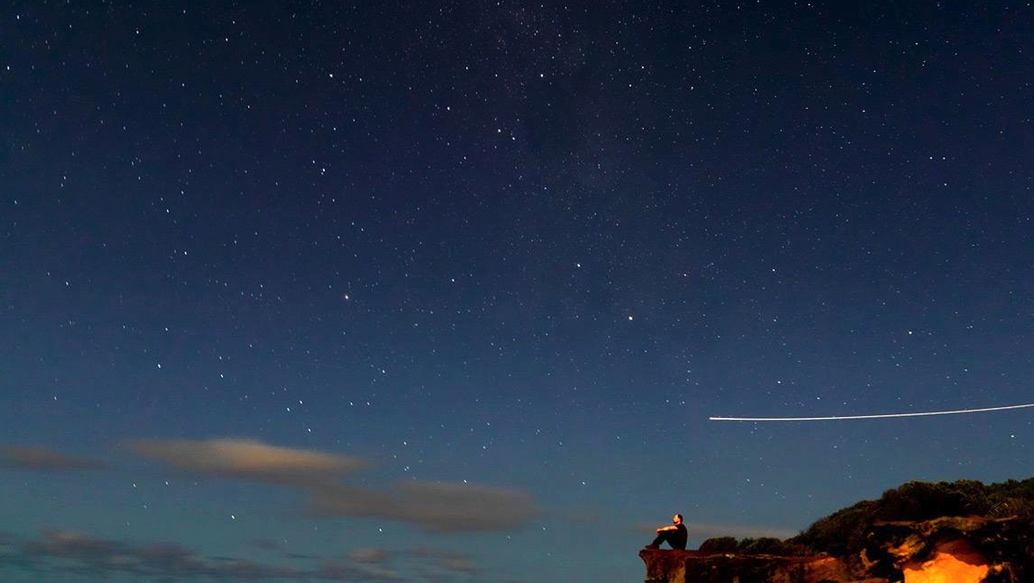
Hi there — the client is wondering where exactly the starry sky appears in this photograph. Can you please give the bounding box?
[1,1,1033,582]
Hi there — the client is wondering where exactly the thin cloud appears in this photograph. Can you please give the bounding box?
[634,521,798,541]
[0,445,106,471]
[126,438,366,484]
[347,546,481,581]
[307,480,540,533]
[350,547,392,564]
[314,559,402,581]
[125,437,538,534]
[409,547,481,576]
[687,522,799,540]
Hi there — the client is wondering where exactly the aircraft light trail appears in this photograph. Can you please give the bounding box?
[709,402,1034,422]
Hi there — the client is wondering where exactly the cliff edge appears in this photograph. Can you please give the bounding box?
[639,548,875,583]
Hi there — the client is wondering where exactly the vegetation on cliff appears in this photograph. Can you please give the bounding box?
[790,477,1034,556]
[698,536,807,556]
[697,477,1034,558]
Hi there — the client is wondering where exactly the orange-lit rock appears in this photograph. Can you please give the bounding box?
[897,539,988,583]
[877,516,1024,583]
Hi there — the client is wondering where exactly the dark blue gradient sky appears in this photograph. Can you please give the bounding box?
[2,2,1033,582]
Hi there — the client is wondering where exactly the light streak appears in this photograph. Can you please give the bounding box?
[709,402,1034,422]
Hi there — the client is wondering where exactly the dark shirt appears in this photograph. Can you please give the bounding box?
[671,523,688,550]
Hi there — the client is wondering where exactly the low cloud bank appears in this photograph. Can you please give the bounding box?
[2,529,480,582]
[15,529,307,581]
[634,521,798,541]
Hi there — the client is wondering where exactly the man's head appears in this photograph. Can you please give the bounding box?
[673,513,683,524]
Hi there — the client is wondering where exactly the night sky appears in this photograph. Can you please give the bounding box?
[2,2,1033,582]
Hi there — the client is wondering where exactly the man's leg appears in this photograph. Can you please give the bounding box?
[647,531,674,549]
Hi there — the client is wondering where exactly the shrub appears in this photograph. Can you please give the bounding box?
[699,536,738,554]
[738,537,796,555]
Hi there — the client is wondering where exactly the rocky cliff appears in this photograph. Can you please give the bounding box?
[639,515,1031,583]
[639,548,876,583]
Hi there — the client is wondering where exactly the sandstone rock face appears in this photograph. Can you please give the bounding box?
[638,549,883,583]
[875,516,1026,583]
[897,539,988,583]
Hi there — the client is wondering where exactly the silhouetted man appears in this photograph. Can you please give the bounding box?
[645,513,687,550]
